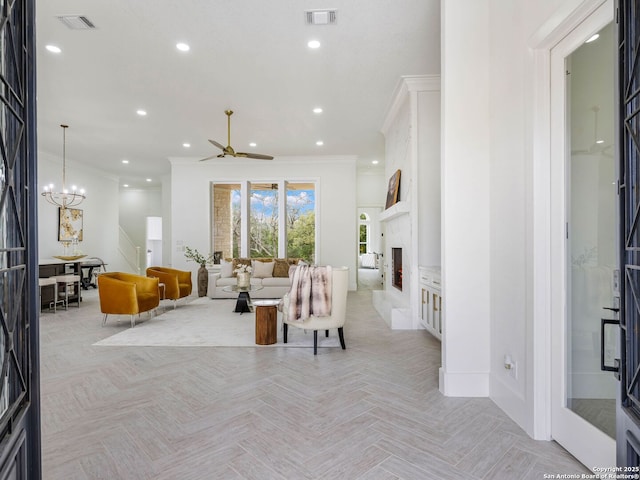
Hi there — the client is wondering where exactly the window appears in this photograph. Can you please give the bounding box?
[212,180,316,262]
[286,182,315,262]
[212,183,241,258]
[250,183,278,258]
[359,212,370,254]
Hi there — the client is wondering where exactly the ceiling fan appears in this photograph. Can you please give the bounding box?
[200,110,274,161]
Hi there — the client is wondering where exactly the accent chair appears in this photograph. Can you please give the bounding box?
[97,272,160,327]
[281,266,349,354]
[146,266,192,308]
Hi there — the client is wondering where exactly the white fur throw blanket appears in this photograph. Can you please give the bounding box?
[287,265,333,321]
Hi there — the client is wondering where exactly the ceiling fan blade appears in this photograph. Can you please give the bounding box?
[198,154,220,162]
[240,152,274,160]
[208,139,226,151]
[206,111,274,161]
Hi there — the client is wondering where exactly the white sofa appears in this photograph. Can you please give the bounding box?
[207,258,298,299]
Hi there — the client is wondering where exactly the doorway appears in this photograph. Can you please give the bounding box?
[549,1,616,469]
[357,208,383,290]
[145,216,162,269]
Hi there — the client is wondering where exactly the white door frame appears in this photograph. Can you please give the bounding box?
[530,0,610,438]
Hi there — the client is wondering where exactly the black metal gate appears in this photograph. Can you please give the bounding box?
[617,0,640,467]
[0,0,40,477]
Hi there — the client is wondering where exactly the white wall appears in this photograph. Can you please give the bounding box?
[169,156,358,290]
[441,0,491,397]
[37,151,121,268]
[418,89,441,267]
[357,170,385,206]
[441,0,606,439]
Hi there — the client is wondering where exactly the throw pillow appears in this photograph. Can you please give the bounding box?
[220,259,233,278]
[273,259,291,277]
[252,260,275,278]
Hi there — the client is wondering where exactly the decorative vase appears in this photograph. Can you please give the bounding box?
[236,272,250,289]
[197,265,208,297]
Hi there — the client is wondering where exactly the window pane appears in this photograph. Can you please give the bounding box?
[213,183,241,259]
[287,182,315,262]
[359,223,367,254]
[250,183,278,258]
[360,224,367,243]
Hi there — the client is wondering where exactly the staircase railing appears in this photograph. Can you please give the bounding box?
[118,226,141,274]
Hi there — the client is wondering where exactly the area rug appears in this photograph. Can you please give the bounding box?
[93,297,340,348]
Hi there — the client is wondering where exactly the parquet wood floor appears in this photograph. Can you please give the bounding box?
[39,289,590,479]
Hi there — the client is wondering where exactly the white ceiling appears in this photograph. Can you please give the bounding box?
[36,1,440,189]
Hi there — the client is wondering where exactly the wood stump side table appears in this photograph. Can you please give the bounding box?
[254,300,279,345]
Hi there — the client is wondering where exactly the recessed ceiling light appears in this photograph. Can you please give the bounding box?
[307,40,321,49]
[123,184,129,188]
[136,109,147,116]
[176,42,190,52]
[146,178,152,182]
[46,45,61,53]
[122,159,129,164]
[183,143,191,148]
[585,33,600,43]
[313,107,323,114]
[316,140,324,146]
[596,140,604,144]
[372,160,379,165]
[249,142,257,147]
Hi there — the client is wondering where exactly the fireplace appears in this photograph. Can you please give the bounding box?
[392,248,402,290]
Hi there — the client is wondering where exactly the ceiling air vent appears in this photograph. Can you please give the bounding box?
[305,9,337,25]
[57,15,96,30]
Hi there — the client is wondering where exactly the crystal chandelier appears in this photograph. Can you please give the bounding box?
[41,124,86,208]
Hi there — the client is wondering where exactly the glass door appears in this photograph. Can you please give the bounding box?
[617,0,640,467]
[550,0,616,469]
[567,20,617,439]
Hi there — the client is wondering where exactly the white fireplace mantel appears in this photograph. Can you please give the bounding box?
[379,201,409,222]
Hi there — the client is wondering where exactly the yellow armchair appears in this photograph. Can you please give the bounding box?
[97,272,160,327]
[146,266,192,308]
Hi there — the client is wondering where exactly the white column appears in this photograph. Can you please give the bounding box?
[440,0,491,396]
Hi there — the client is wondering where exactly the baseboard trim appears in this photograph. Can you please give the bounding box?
[439,367,490,396]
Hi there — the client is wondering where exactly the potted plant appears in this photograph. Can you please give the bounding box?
[184,247,213,297]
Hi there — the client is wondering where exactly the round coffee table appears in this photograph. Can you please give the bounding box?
[222,285,264,314]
